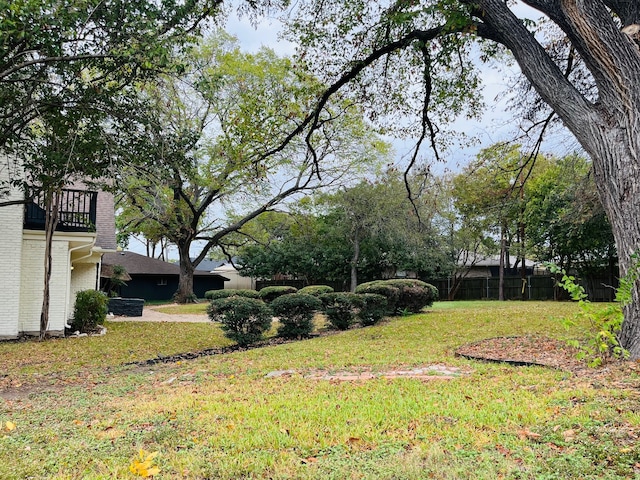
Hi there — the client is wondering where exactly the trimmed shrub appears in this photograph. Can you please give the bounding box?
[204,289,260,300]
[71,290,108,333]
[384,279,438,312]
[298,285,334,297]
[356,279,438,314]
[320,292,362,330]
[207,297,272,346]
[357,293,388,326]
[259,286,298,303]
[271,293,323,338]
[354,281,400,313]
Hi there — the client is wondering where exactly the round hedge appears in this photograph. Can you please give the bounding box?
[319,292,362,330]
[271,293,323,338]
[356,279,438,314]
[298,285,335,297]
[71,290,108,333]
[207,297,272,346]
[259,286,298,303]
[204,289,260,300]
[357,293,388,326]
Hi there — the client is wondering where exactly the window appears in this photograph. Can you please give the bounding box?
[157,278,167,286]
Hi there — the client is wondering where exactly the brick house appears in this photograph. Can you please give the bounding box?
[0,165,116,339]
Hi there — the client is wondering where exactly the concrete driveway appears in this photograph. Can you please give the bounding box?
[109,304,210,323]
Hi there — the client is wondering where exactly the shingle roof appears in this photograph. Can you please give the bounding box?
[102,251,229,280]
[95,190,117,250]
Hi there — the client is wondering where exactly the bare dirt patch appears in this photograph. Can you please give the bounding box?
[305,364,469,381]
[265,364,469,381]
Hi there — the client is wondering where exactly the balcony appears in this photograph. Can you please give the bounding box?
[24,189,98,233]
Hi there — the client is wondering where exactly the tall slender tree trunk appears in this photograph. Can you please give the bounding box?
[519,163,526,300]
[40,189,60,340]
[498,230,505,301]
[350,230,360,292]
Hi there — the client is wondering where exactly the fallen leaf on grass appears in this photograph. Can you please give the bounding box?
[495,444,511,457]
[4,421,16,432]
[518,429,542,441]
[129,449,160,478]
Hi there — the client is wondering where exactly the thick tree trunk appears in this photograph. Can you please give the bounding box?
[591,141,640,358]
[472,0,640,357]
[174,241,196,303]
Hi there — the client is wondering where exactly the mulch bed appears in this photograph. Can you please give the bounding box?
[455,335,585,371]
[454,335,640,388]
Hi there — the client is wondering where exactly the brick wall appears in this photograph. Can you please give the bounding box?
[19,236,70,336]
[0,166,23,338]
[69,262,99,318]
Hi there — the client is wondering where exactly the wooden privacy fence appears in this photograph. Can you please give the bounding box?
[426,275,617,302]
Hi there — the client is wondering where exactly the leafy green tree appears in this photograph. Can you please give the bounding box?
[273,0,640,356]
[451,144,530,300]
[117,33,388,302]
[0,0,224,150]
[0,0,231,337]
[525,154,616,284]
[3,96,121,337]
[239,172,449,289]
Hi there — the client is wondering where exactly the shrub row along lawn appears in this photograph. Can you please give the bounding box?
[1,301,640,479]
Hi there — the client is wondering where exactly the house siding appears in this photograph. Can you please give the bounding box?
[69,262,99,316]
[0,177,24,339]
[19,236,71,336]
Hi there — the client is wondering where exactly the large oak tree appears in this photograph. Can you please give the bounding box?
[272,0,640,358]
[117,34,388,302]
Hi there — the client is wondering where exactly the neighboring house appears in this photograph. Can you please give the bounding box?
[459,253,540,278]
[194,258,255,290]
[101,251,229,301]
[0,168,117,339]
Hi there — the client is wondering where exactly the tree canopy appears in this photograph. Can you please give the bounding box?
[238,172,451,289]
[116,33,389,301]
[267,0,640,357]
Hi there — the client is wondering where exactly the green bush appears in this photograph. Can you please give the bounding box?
[354,282,400,313]
[298,285,335,297]
[71,290,108,333]
[259,286,298,303]
[204,289,260,300]
[271,293,323,338]
[320,292,362,330]
[357,293,388,326]
[207,297,272,346]
[356,279,438,314]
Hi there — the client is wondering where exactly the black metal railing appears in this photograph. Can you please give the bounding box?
[24,189,98,233]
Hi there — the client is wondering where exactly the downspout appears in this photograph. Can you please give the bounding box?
[64,237,97,328]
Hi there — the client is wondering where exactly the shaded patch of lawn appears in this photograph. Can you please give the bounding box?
[0,321,231,388]
[1,301,639,479]
[152,303,210,315]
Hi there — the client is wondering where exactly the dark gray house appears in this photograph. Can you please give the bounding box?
[101,251,228,301]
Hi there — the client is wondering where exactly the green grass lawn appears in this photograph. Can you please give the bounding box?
[1,301,639,479]
[152,302,210,315]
